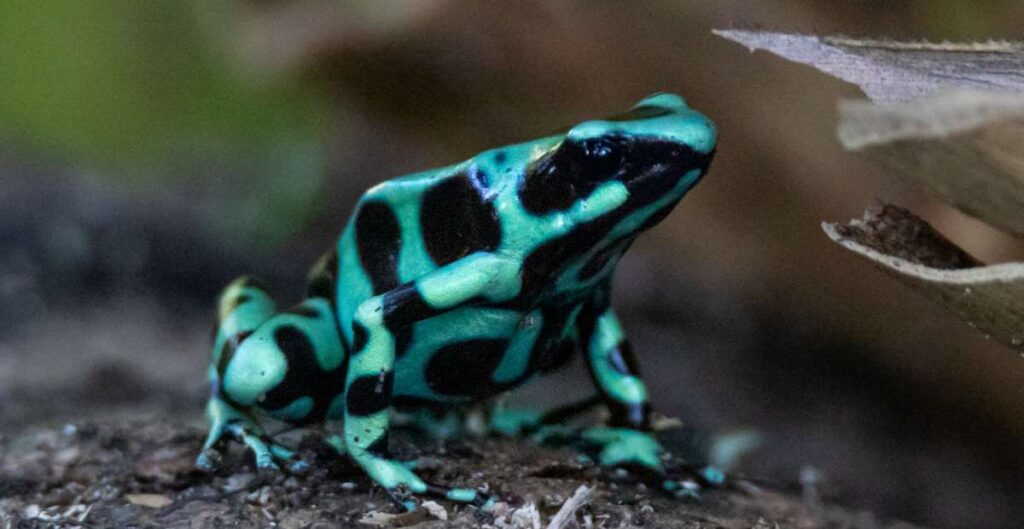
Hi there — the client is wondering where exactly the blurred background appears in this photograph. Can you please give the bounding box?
[2,2,1023,527]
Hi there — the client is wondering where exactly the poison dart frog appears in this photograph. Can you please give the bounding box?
[198,93,718,508]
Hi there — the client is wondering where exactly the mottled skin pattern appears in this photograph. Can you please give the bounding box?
[198,94,718,508]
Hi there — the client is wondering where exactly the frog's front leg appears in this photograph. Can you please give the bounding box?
[344,253,514,509]
[197,277,303,472]
[580,305,721,497]
[199,395,300,471]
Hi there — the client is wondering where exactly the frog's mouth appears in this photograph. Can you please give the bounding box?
[619,141,715,205]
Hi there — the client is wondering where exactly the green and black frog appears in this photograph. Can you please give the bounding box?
[198,93,719,508]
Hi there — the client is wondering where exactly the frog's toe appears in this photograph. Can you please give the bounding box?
[488,408,542,437]
[382,488,419,512]
[254,452,281,471]
[359,456,495,510]
[287,459,311,474]
[360,457,429,495]
[663,478,702,500]
[425,483,496,508]
[583,428,663,471]
[195,450,221,472]
[384,483,497,512]
[698,465,725,487]
[256,444,313,474]
[581,427,715,499]
[529,423,579,445]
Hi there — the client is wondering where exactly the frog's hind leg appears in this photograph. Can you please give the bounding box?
[197,276,305,472]
[487,395,602,441]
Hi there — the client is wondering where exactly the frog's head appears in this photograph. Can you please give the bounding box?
[519,93,716,222]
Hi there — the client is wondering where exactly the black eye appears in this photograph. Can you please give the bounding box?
[519,137,626,214]
[578,138,623,180]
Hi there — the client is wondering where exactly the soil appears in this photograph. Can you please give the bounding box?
[0,412,927,529]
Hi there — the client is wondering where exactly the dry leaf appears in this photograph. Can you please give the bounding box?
[546,485,593,529]
[823,204,1024,353]
[713,30,1024,102]
[838,90,1024,236]
[359,502,448,527]
[125,493,173,508]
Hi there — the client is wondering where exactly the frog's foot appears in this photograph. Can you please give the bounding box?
[489,396,604,438]
[489,409,578,449]
[399,407,465,439]
[323,434,348,458]
[488,407,543,437]
[196,416,307,474]
[580,427,718,499]
[355,454,495,511]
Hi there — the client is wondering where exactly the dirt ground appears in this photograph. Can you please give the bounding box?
[0,408,927,529]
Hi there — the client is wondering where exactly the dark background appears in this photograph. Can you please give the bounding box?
[2,2,1023,528]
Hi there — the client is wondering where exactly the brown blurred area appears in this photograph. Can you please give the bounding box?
[3,2,1024,528]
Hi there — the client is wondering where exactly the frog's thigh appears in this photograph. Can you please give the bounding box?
[400,308,527,400]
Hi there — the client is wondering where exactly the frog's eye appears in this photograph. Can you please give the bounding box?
[520,136,628,214]
[578,138,624,181]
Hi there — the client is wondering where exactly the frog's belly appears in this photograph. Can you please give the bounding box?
[392,306,544,404]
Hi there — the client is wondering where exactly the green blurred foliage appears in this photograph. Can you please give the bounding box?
[918,0,1016,39]
[0,1,329,245]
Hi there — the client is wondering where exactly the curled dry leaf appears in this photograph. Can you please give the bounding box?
[839,90,1024,236]
[823,204,1024,353]
[712,30,1024,102]
[358,501,448,527]
[125,493,174,509]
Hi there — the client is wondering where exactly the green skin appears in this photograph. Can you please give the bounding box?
[199,93,719,508]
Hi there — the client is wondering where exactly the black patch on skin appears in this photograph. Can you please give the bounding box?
[425,339,511,397]
[608,341,641,376]
[382,283,438,329]
[346,371,395,416]
[391,395,451,413]
[578,242,628,282]
[393,327,414,360]
[355,201,402,295]
[519,137,632,215]
[285,305,320,318]
[364,433,389,457]
[307,250,339,300]
[352,322,369,353]
[420,172,501,266]
[517,237,571,303]
[216,331,252,378]
[261,325,348,425]
[515,212,626,305]
[493,151,507,164]
[612,400,651,429]
[526,304,581,375]
[625,144,714,205]
[518,150,580,214]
